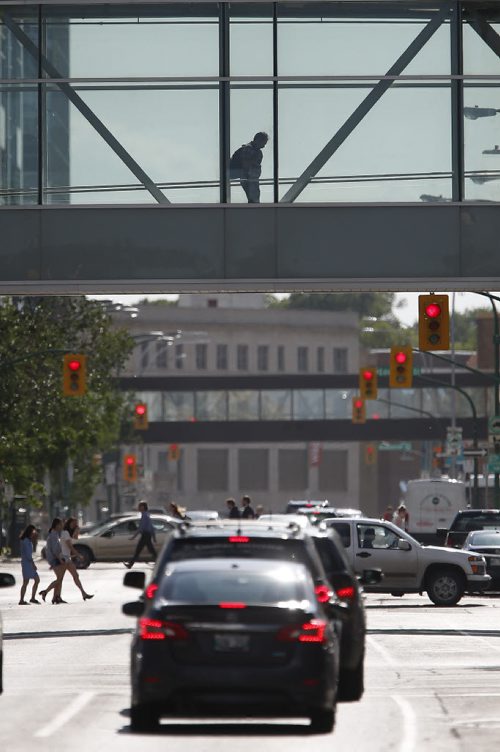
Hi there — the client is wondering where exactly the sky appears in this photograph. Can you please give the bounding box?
[89,291,495,328]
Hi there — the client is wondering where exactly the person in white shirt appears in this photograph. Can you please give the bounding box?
[392,504,410,532]
[41,517,93,602]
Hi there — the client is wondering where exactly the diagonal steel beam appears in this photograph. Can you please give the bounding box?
[2,11,169,204]
[281,6,449,203]
[468,10,500,59]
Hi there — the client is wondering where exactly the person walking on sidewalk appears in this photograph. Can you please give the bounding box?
[40,518,66,604]
[19,524,41,605]
[124,501,157,569]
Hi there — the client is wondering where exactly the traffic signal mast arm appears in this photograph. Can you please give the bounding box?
[413,348,500,383]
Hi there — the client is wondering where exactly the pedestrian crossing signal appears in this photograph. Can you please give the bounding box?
[123,454,137,482]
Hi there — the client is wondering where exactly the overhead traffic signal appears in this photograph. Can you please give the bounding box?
[168,443,181,462]
[133,403,149,430]
[123,454,137,482]
[352,396,366,424]
[389,346,413,388]
[359,367,378,400]
[418,294,450,351]
[62,353,87,396]
[365,444,377,466]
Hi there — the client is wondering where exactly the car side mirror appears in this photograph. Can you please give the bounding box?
[123,571,146,589]
[397,539,411,551]
[436,528,447,541]
[122,600,145,617]
[359,568,383,585]
[0,573,15,588]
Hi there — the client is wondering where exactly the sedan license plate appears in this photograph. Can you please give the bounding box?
[214,633,250,652]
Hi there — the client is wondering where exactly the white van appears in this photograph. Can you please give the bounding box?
[404,478,467,544]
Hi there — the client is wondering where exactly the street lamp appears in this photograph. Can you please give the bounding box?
[482,145,500,155]
[464,106,500,120]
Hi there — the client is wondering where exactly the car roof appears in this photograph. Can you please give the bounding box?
[164,557,310,576]
[172,520,309,539]
[455,509,500,515]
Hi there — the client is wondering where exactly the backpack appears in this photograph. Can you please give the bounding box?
[229,145,247,176]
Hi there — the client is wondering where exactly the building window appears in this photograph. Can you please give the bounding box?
[297,346,309,372]
[277,345,285,372]
[197,449,228,491]
[140,341,149,370]
[278,449,308,491]
[216,344,228,370]
[333,348,348,373]
[196,343,207,370]
[156,341,168,368]
[257,345,269,372]
[319,450,348,492]
[238,448,269,490]
[317,346,325,373]
[175,343,184,369]
[237,344,248,371]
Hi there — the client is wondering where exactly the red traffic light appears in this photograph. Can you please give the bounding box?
[126,456,135,466]
[68,360,81,371]
[366,446,374,455]
[395,351,407,364]
[425,303,441,319]
[354,399,364,409]
[135,404,146,416]
[362,369,374,381]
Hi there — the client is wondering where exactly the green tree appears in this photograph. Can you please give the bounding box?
[0,297,134,510]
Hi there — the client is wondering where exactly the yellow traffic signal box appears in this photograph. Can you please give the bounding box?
[123,454,137,482]
[418,294,450,351]
[168,443,181,462]
[62,353,87,396]
[133,403,149,430]
[352,396,366,424]
[365,444,377,465]
[389,346,413,388]
[359,367,378,400]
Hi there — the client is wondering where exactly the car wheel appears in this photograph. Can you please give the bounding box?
[309,707,335,734]
[74,545,92,569]
[130,703,159,732]
[338,658,364,702]
[426,569,464,606]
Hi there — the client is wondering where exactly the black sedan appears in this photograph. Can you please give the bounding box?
[123,558,342,733]
[463,529,500,590]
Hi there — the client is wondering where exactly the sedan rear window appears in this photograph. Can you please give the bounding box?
[170,538,311,567]
[468,531,500,546]
[455,513,500,532]
[160,566,314,606]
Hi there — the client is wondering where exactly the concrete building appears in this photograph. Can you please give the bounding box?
[112,295,362,515]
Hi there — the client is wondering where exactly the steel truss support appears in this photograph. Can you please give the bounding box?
[280,5,450,203]
[2,11,169,204]
[468,9,500,60]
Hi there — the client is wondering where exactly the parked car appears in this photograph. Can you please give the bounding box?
[326,516,490,606]
[437,509,500,549]
[0,572,15,694]
[462,529,500,590]
[298,507,363,524]
[124,519,378,702]
[184,510,219,521]
[286,500,329,514]
[72,514,178,568]
[123,557,342,732]
[258,513,312,529]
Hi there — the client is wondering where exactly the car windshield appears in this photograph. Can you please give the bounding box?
[468,531,500,546]
[159,565,314,606]
[455,513,500,532]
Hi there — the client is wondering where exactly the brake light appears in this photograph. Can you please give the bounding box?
[219,602,247,609]
[139,618,188,641]
[228,536,250,543]
[315,585,333,604]
[277,619,327,644]
[336,586,355,600]
[145,583,158,600]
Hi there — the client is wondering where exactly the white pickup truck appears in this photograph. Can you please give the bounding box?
[325,517,490,606]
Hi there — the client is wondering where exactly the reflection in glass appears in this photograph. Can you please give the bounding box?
[261,390,292,420]
[196,391,227,421]
[325,390,354,420]
[164,391,195,421]
[228,390,259,420]
[0,85,38,205]
[0,9,39,80]
[464,84,500,202]
[45,84,219,204]
[294,390,324,420]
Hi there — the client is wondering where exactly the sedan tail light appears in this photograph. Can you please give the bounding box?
[139,618,188,641]
[336,585,355,600]
[276,619,327,644]
[314,584,333,603]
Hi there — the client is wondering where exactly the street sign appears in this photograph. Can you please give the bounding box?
[378,442,412,452]
[488,416,500,436]
[446,426,463,459]
[463,448,488,458]
[488,454,500,473]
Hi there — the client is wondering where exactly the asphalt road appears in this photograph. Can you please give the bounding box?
[0,561,499,752]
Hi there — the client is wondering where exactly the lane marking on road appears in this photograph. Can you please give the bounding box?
[367,634,398,667]
[392,695,418,752]
[4,628,133,641]
[34,692,95,738]
[458,629,500,653]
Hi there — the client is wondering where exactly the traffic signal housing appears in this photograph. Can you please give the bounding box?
[62,353,87,396]
[365,444,377,466]
[389,346,413,388]
[123,454,137,482]
[359,367,378,400]
[133,403,149,430]
[418,294,450,351]
[352,396,366,424]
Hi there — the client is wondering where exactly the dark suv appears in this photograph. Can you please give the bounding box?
[437,509,500,548]
[124,520,376,702]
